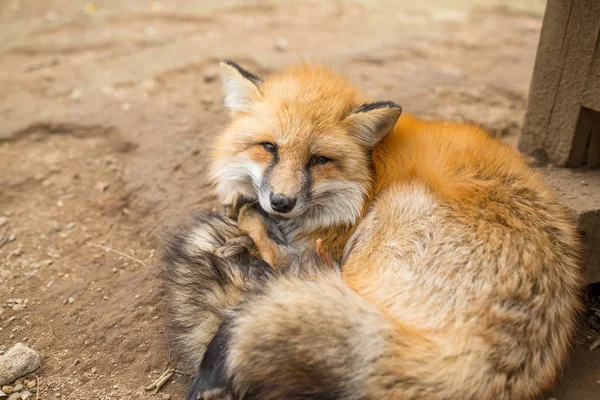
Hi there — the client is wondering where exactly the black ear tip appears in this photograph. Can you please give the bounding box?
[353,101,403,114]
[219,59,262,85]
[378,101,402,112]
[220,59,237,68]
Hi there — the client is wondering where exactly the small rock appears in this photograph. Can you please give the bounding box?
[46,248,61,259]
[66,222,75,230]
[10,246,22,257]
[0,389,5,397]
[7,393,20,400]
[274,37,288,52]
[1,387,12,394]
[25,382,34,390]
[144,26,156,36]
[12,385,22,393]
[0,216,7,227]
[7,234,15,242]
[68,297,74,304]
[19,391,31,400]
[91,367,97,374]
[95,182,109,192]
[0,343,41,386]
[203,68,218,83]
[142,79,156,91]
[582,180,589,186]
[70,88,82,101]
[27,387,35,393]
[11,304,24,312]
[44,11,57,22]
[50,221,61,232]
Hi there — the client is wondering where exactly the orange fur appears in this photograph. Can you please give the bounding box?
[200,61,584,400]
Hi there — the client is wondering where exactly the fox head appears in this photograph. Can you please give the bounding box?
[210,60,402,230]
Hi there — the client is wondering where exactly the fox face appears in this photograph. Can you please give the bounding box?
[211,61,402,230]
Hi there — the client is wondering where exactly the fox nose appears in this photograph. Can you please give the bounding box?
[270,194,296,213]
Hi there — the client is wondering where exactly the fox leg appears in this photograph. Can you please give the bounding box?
[236,204,286,269]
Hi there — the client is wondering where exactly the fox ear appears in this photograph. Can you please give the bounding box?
[344,102,402,147]
[219,60,262,115]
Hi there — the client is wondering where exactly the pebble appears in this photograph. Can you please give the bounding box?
[0,389,4,397]
[50,221,61,232]
[25,382,35,390]
[0,216,7,227]
[10,247,22,257]
[70,88,82,101]
[2,386,13,394]
[12,385,22,393]
[0,344,41,386]
[7,393,20,400]
[203,67,218,83]
[68,297,74,304]
[11,305,24,312]
[274,37,288,52]
[20,391,31,400]
[10,248,23,257]
[7,234,15,242]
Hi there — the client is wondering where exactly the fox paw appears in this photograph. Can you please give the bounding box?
[221,194,249,221]
[214,235,255,258]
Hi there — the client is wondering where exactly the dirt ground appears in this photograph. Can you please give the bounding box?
[1,0,599,399]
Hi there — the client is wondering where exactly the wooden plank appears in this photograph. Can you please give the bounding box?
[544,0,600,167]
[587,109,600,168]
[519,0,575,156]
[582,67,600,112]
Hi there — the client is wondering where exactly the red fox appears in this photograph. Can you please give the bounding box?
[162,61,583,400]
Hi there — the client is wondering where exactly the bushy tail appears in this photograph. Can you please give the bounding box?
[164,214,557,400]
[161,212,274,372]
[190,267,551,400]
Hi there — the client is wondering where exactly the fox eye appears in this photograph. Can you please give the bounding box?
[310,156,331,166]
[261,142,277,154]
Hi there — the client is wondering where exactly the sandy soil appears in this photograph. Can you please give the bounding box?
[1,0,598,399]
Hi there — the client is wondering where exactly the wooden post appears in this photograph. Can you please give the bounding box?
[519,0,600,167]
